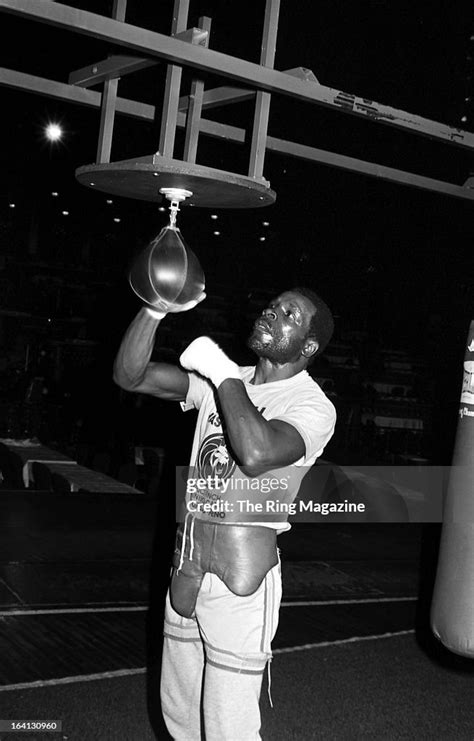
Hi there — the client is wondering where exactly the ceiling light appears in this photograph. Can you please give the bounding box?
[45,123,63,141]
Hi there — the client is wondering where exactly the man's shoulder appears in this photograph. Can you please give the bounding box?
[294,372,337,418]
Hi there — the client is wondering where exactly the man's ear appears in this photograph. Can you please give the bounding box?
[302,337,319,359]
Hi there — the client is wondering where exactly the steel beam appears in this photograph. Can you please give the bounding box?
[265,137,474,202]
[179,85,254,111]
[96,76,118,163]
[1,0,473,151]
[183,16,212,164]
[177,70,318,112]
[68,31,206,88]
[1,67,474,202]
[95,0,127,164]
[69,55,156,88]
[158,0,190,158]
[248,0,280,179]
[0,68,156,120]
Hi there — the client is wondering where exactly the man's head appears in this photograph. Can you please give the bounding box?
[247,287,334,367]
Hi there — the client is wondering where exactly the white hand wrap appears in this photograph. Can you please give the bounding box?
[179,336,241,388]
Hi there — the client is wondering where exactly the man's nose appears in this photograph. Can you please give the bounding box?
[263,308,277,321]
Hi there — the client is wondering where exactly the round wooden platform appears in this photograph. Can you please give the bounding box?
[76,155,276,208]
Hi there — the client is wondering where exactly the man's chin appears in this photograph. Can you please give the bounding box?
[247,335,297,364]
[247,332,270,350]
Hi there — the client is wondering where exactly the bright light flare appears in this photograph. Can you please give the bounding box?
[45,123,63,142]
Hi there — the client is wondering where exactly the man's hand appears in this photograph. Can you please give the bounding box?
[179,336,241,388]
[146,291,206,319]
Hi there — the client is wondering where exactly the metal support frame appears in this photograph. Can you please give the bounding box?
[2,0,472,152]
[3,67,474,202]
[68,30,206,88]
[183,16,211,164]
[248,0,280,180]
[1,0,474,202]
[3,67,474,203]
[158,0,190,159]
[96,0,127,164]
[96,76,118,163]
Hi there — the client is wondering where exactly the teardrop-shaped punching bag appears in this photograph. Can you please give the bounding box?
[430,320,474,657]
[129,225,205,309]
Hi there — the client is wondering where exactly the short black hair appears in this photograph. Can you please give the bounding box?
[292,286,334,359]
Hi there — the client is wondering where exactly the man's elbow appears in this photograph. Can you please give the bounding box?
[112,365,137,392]
[240,449,270,477]
[113,373,130,391]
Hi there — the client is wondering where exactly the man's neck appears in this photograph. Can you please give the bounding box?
[251,357,306,385]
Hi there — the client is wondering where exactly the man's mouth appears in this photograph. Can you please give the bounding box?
[255,319,272,334]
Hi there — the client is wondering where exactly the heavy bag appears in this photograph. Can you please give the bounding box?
[129,225,205,309]
[430,319,474,657]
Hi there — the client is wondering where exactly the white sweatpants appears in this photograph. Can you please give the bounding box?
[160,562,282,740]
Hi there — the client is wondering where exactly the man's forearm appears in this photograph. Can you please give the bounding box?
[113,307,161,389]
[216,379,274,470]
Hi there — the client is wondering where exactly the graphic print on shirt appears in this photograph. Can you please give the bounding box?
[196,432,236,480]
[196,405,267,481]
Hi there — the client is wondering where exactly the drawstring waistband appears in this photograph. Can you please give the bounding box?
[177,512,189,573]
[267,658,273,708]
[176,512,196,573]
[189,517,195,561]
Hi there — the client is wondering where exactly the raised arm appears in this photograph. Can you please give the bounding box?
[113,295,205,401]
[179,337,306,474]
[216,379,305,475]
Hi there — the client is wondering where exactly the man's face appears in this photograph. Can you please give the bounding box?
[247,291,316,364]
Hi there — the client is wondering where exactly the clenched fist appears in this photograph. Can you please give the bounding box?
[180,336,241,388]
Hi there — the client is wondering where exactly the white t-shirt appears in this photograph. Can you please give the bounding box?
[180,366,336,532]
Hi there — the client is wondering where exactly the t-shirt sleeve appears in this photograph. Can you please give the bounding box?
[180,371,212,412]
[273,393,337,464]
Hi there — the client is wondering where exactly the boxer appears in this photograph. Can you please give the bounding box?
[114,287,336,740]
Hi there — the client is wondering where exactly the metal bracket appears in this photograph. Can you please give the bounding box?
[174,27,208,46]
[159,187,193,227]
[284,67,319,84]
